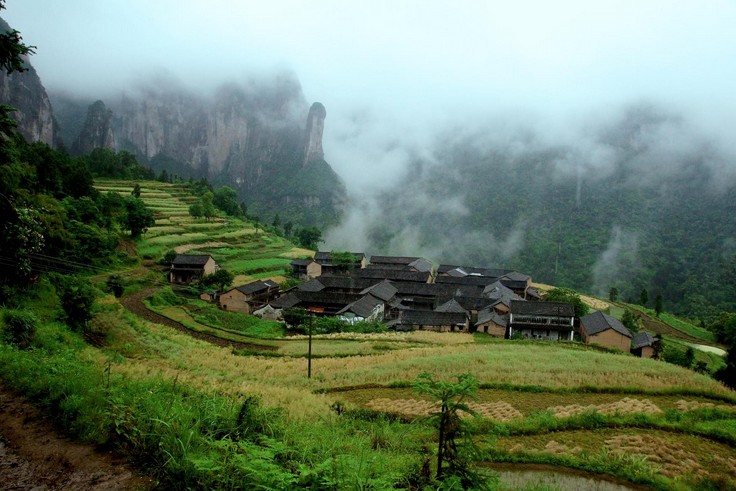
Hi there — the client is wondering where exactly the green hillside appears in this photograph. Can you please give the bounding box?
[2,177,736,490]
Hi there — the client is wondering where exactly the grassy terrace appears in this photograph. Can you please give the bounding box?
[1,179,730,489]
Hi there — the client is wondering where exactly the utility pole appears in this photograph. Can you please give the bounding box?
[307,313,313,379]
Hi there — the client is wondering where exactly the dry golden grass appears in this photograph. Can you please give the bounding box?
[674,399,736,412]
[174,241,228,253]
[500,429,736,483]
[532,282,611,311]
[287,331,475,344]
[279,248,315,259]
[548,397,662,418]
[366,398,523,422]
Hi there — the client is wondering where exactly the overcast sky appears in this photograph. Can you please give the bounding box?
[5,0,736,189]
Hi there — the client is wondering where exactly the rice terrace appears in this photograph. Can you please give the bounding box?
[0,176,734,490]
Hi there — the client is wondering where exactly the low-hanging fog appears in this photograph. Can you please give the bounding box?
[5,0,736,316]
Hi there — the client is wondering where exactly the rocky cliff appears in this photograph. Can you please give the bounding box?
[55,72,345,227]
[0,18,59,147]
[72,100,116,155]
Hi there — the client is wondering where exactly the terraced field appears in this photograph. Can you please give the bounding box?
[95,179,307,283]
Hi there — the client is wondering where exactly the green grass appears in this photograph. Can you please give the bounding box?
[185,300,286,339]
[627,304,716,343]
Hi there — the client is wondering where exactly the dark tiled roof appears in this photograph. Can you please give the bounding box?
[290,258,314,267]
[396,310,467,326]
[632,331,657,349]
[369,256,419,265]
[435,275,498,287]
[314,251,365,265]
[337,294,383,318]
[500,279,529,291]
[581,311,632,337]
[510,300,574,317]
[172,254,213,266]
[263,280,279,289]
[234,281,272,295]
[269,293,301,309]
[358,268,431,283]
[501,271,531,282]
[392,282,481,298]
[360,280,398,302]
[453,296,495,311]
[483,281,517,299]
[435,299,468,314]
[437,264,516,277]
[526,287,542,300]
[314,275,378,291]
[297,279,326,292]
[476,308,508,327]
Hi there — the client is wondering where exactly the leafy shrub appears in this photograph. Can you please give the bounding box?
[51,275,97,332]
[148,287,183,307]
[105,274,125,297]
[1,309,37,349]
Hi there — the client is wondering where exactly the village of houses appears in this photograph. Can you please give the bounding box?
[169,251,658,358]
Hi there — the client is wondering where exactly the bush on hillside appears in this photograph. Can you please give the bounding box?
[1,309,38,349]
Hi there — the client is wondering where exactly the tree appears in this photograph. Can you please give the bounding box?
[283,221,293,237]
[295,227,323,250]
[201,191,217,221]
[655,294,663,317]
[0,1,36,75]
[640,288,649,307]
[543,288,589,317]
[105,274,125,298]
[53,275,96,332]
[621,309,640,333]
[608,287,619,302]
[213,186,242,216]
[131,183,141,198]
[188,200,204,219]
[272,213,281,228]
[413,372,492,489]
[202,269,234,292]
[124,197,155,238]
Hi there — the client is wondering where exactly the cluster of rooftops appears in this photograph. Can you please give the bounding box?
[170,252,658,357]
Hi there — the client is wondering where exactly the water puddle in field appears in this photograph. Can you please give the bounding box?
[493,466,643,490]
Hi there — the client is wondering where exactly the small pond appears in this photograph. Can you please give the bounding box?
[492,465,647,491]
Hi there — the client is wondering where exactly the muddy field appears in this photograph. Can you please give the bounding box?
[0,384,153,490]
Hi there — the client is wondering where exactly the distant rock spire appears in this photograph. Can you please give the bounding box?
[303,102,326,167]
[72,100,116,155]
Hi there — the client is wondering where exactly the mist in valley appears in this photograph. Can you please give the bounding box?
[4,0,736,315]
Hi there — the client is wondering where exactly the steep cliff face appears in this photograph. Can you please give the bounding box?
[0,18,59,146]
[55,72,345,227]
[71,100,116,155]
[303,102,326,166]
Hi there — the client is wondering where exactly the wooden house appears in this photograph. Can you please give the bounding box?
[508,300,575,341]
[169,254,218,285]
[580,311,632,351]
[219,280,280,314]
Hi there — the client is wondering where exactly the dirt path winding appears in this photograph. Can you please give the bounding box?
[120,288,276,351]
[0,383,154,490]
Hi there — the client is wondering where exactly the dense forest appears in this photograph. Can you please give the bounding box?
[360,106,736,322]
